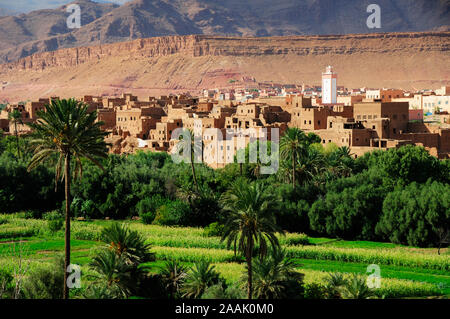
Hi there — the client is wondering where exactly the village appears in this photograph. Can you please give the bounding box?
[1,66,449,166]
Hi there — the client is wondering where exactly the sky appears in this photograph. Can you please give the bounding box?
[0,0,131,14]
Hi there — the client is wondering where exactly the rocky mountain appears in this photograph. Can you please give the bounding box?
[0,0,449,63]
[0,31,448,102]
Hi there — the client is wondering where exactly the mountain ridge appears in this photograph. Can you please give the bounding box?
[0,0,448,63]
[0,31,448,102]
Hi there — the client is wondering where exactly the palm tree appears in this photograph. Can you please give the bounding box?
[27,98,109,299]
[100,222,155,265]
[159,260,188,299]
[339,274,376,299]
[220,179,283,299]
[251,248,304,299]
[324,272,347,299]
[174,128,202,193]
[89,249,133,298]
[181,261,221,299]
[280,128,307,187]
[8,109,23,160]
[327,146,354,178]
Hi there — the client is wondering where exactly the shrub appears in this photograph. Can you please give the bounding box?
[48,219,63,233]
[140,212,155,225]
[0,268,14,298]
[181,261,224,299]
[153,200,191,226]
[137,195,169,224]
[376,181,450,247]
[201,283,245,299]
[24,210,43,219]
[22,258,65,299]
[304,282,327,299]
[203,222,225,237]
[44,211,64,233]
[285,234,310,246]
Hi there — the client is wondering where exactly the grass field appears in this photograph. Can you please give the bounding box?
[0,213,449,298]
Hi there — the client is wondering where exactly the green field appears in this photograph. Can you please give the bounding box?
[0,214,449,298]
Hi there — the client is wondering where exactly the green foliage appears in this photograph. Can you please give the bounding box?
[153,200,191,226]
[89,248,133,298]
[159,260,187,299]
[44,210,64,233]
[89,223,155,298]
[181,261,223,299]
[136,195,169,224]
[100,222,155,264]
[203,222,225,237]
[339,274,376,299]
[284,233,310,246]
[309,171,387,240]
[201,283,246,299]
[376,180,450,247]
[304,282,327,299]
[250,249,305,299]
[22,257,65,299]
[0,268,14,299]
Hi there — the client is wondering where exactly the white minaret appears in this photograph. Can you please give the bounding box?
[322,65,337,104]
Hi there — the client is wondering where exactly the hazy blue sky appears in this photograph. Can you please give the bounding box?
[0,0,131,13]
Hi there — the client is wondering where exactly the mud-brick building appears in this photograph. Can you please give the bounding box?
[116,106,166,139]
[353,101,409,138]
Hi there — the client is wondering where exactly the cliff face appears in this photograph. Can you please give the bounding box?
[0,32,449,102]
[2,32,449,72]
[1,0,449,63]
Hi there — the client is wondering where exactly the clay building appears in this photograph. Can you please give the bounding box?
[353,101,409,138]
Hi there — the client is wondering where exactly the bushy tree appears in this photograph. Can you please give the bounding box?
[376,180,450,247]
[309,170,387,240]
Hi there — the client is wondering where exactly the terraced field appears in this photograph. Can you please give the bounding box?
[0,213,449,298]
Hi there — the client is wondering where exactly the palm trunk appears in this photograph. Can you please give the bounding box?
[292,152,296,187]
[246,238,254,299]
[63,154,71,299]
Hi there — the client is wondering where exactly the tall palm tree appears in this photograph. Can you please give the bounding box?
[27,98,109,299]
[174,128,202,193]
[220,179,283,299]
[8,109,23,160]
[280,128,307,187]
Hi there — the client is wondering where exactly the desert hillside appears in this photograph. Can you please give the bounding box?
[0,31,449,102]
[0,0,449,63]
